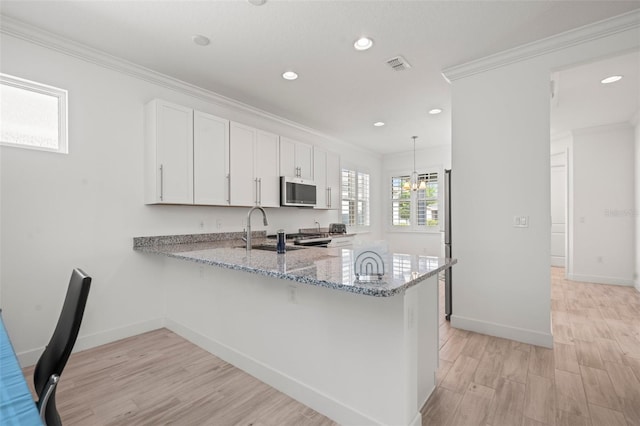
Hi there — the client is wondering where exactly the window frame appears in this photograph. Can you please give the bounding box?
[341,167,370,230]
[0,73,68,154]
[387,167,443,233]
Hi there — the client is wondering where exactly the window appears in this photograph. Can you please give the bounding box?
[0,74,68,153]
[391,172,439,229]
[341,168,370,227]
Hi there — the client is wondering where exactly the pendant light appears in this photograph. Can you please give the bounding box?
[403,136,426,191]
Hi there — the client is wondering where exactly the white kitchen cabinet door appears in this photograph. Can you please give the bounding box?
[145,99,193,204]
[229,122,256,207]
[313,147,341,210]
[326,150,341,210]
[193,111,230,205]
[280,137,313,180]
[313,147,328,209]
[255,130,280,207]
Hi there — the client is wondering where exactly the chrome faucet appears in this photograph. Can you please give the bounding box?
[245,206,269,251]
[315,220,321,232]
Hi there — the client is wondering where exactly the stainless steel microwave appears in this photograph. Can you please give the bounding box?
[280,176,316,207]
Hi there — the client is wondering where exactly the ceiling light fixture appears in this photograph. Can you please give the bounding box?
[428,108,443,115]
[402,136,426,192]
[600,75,623,84]
[192,35,210,46]
[354,37,373,51]
[373,122,385,127]
[247,0,267,5]
[282,71,298,81]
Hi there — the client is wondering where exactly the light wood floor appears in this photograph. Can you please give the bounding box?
[23,267,640,425]
[422,267,640,426]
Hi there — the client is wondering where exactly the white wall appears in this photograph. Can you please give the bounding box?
[382,145,451,255]
[0,32,383,364]
[445,22,640,347]
[569,123,635,285]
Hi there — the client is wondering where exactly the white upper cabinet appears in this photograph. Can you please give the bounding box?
[193,111,230,205]
[313,147,341,210]
[229,122,280,207]
[145,99,194,204]
[145,99,230,206]
[280,137,313,180]
[255,130,280,208]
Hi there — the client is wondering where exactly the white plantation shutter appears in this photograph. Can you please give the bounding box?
[342,168,370,227]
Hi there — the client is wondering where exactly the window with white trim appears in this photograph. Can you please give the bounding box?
[391,172,438,229]
[0,74,68,154]
[341,168,370,227]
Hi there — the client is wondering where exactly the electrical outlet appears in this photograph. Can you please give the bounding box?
[216,219,222,229]
[199,220,205,229]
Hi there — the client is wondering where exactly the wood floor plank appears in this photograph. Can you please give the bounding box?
[555,342,581,374]
[422,386,463,426]
[574,340,604,369]
[579,365,621,410]
[501,348,530,384]
[554,369,589,418]
[461,333,490,360]
[474,350,504,389]
[487,378,526,426]
[595,338,626,364]
[440,330,470,362]
[528,346,555,379]
[523,374,555,425]
[555,410,591,426]
[603,361,640,400]
[448,382,495,426]
[588,404,628,426]
[441,354,480,394]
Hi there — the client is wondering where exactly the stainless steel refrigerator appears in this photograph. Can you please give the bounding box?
[444,169,452,321]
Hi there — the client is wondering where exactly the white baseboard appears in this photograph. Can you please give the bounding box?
[165,318,385,426]
[17,317,165,368]
[451,315,553,348]
[550,256,565,268]
[635,279,640,293]
[567,273,634,287]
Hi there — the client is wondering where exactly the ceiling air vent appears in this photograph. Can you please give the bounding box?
[386,55,412,71]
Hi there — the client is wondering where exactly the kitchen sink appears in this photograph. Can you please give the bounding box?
[251,244,305,252]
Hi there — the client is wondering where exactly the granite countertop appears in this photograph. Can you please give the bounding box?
[133,232,457,297]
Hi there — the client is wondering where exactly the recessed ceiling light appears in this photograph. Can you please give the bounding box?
[192,35,210,46]
[428,108,443,115]
[373,122,385,127]
[247,0,267,5]
[354,37,373,51]
[282,71,298,81]
[601,75,623,84]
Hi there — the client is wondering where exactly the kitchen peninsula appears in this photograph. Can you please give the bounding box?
[134,232,456,426]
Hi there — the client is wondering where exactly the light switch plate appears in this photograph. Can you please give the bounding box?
[513,216,529,228]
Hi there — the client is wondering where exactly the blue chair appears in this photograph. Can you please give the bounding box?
[34,268,92,426]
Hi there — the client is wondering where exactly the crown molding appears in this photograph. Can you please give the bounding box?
[442,9,640,82]
[0,15,380,158]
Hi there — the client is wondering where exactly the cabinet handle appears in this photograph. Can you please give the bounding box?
[159,164,164,201]
[255,178,259,206]
[226,174,230,204]
[327,187,331,208]
[258,178,262,205]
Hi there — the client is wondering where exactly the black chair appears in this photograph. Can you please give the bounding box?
[34,268,92,426]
